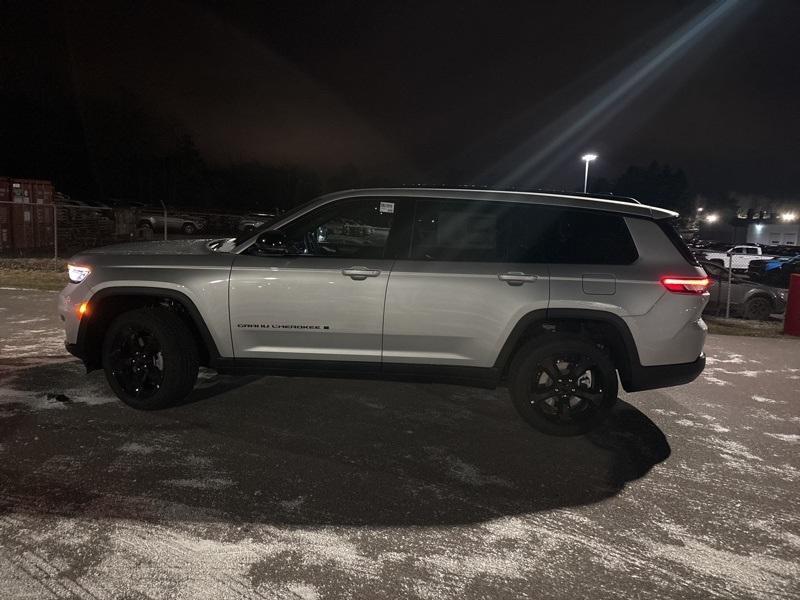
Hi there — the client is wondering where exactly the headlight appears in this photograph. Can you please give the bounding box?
[67,264,91,284]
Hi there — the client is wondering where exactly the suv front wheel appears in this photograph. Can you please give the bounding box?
[102,308,199,409]
[509,335,618,436]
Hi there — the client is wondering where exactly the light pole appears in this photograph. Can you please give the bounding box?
[581,154,598,193]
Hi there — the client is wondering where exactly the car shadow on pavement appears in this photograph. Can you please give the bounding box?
[0,363,670,528]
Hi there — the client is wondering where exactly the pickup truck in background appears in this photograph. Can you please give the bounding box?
[703,244,776,272]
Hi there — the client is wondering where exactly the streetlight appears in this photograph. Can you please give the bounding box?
[581,154,598,193]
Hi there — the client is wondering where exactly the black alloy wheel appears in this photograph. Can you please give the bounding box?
[529,353,608,424]
[102,308,199,409]
[510,336,618,435]
[107,325,165,399]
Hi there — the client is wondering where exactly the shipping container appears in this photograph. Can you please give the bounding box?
[0,177,56,253]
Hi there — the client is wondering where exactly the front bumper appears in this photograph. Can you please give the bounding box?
[623,353,706,392]
[65,341,85,361]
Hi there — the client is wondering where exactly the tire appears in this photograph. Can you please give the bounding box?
[742,296,772,321]
[181,223,197,235]
[138,220,153,230]
[102,308,199,409]
[509,335,618,436]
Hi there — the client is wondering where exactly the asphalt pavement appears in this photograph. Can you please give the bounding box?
[1,287,798,599]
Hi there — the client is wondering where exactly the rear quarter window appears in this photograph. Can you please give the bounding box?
[511,206,638,265]
[657,219,699,266]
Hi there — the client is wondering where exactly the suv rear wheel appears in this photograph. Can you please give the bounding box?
[509,335,618,436]
[102,308,199,409]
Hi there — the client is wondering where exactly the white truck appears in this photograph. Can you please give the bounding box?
[703,244,776,271]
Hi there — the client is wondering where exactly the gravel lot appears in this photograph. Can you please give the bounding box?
[1,288,799,599]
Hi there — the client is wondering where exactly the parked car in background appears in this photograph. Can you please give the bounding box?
[138,211,206,235]
[752,257,800,289]
[703,244,775,272]
[237,210,282,233]
[747,254,800,279]
[763,245,799,257]
[701,260,787,320]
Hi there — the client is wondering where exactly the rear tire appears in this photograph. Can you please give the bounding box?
[181,222,197,235]
[743,296,772,321]
[102,308,199,409]
[509,335,618,436]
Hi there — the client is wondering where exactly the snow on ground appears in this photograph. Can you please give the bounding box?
[1,288,798,599]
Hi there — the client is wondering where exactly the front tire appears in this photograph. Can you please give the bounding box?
[509,335,618,436]
[102,308,199,409]
[181,222,197,235]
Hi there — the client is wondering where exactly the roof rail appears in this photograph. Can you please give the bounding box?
[397,184,641,205]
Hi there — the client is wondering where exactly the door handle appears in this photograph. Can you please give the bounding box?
[342,267,381,281]
[498,272,538,286]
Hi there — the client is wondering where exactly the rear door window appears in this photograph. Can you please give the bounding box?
[410,199,512,261]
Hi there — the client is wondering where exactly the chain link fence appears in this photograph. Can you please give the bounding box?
[702,250,787,321]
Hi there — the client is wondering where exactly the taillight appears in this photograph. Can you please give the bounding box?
[660,276,710,295]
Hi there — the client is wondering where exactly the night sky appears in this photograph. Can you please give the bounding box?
[2,0,798,198]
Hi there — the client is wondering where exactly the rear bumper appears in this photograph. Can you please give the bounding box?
[623,353,705,392]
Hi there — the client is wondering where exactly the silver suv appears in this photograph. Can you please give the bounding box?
[59,188,709,435]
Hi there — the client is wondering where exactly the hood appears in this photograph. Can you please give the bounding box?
[81,239,215,256]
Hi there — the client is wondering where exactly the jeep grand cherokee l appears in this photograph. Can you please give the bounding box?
[60,188,708,435]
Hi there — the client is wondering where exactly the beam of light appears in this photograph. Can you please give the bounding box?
[486,0,755,190]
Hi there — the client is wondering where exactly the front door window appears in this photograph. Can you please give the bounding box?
[278,198,396,259]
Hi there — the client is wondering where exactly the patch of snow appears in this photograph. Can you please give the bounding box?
[166,478,234,490]
[119,442,155,455]
[764,433,800,443]
[752,395,784,404]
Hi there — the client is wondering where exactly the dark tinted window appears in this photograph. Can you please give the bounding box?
[409,199,637,264]
[657,219,699,266]
[411,200,512,261]
[511,206,638,264]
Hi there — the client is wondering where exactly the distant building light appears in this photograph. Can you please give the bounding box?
[780,212,797,222]
[696,207,704,212]
[705,213,719,223]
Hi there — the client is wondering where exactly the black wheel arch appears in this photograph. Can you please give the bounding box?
[745,292,774,307]
[74,287,220,372]
[494,308,642,391]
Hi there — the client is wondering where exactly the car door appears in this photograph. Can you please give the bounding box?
[382,198,549,369]
[229,197,404,362]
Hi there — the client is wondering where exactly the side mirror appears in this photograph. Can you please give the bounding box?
[254,230,288,255]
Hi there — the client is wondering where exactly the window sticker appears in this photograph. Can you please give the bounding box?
[379,201,395,214]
